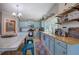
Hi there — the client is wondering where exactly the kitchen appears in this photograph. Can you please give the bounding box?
[0,3,79,55]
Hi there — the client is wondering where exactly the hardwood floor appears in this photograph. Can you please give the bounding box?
[35,38,49,55]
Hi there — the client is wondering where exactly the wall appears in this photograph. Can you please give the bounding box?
[19,20,40,31]
[42,16,58,34]
[41,4,59,34]
[20,20,40,28]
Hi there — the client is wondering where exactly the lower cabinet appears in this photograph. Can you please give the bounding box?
[49,38,55,54]
[67,45,79,55]
[41,33,79,55]
[44,34,50,48]
[55,45,67,55]
[55,39,79,55]
[55,40,67,55]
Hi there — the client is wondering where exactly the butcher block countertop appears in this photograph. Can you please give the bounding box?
[0,32,27,52]
[43,32,79,45]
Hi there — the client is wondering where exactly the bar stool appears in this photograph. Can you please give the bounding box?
[22,40,34,55]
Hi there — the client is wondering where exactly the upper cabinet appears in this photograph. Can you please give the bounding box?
[64,3,76,10]
[57,3,79,24]
[57,3,77,15]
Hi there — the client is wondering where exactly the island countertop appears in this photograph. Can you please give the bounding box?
[0,32,27,52]
[43,32,79,45]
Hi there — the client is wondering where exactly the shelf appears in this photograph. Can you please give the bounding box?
[61,8,75,16]
[57,18,79,25]
[73,4,79,10]
[57,4,79,16]
[56,4,79,25]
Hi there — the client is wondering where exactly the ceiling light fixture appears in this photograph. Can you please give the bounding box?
[12,4,22,18]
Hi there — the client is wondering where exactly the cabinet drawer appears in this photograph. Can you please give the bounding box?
[55,39,67,49]
[49,38,55,54]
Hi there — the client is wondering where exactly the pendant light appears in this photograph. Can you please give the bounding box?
[12,4,22,18]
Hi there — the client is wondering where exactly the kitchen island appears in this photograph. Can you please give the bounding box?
[0,32,27,54]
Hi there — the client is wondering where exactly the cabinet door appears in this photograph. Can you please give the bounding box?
[44,35,50,48]
[58,3,77,14]
[49,38,55,54]
[55,40,67,55]
[64,3,77,12]
[67,45,79,55]
[41,32,44,40]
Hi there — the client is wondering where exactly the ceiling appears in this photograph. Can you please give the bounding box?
[0,3,56,21]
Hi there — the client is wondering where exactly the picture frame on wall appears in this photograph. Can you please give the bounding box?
[6,20,16,33]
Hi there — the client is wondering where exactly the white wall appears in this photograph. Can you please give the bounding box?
[42,16,58,34]
[19,20,40,32]
[41,4,59,34]
[20,21,40,28]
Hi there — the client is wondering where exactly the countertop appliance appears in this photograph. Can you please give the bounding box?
[61,30,68,37]
[55,29,62,36]
[55,28,68,37]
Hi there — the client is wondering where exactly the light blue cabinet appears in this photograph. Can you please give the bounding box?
[49,37,55,54]
[41,32,79,55]
[67,45,79,55]
[44,34,50,48]
[41,33,55,54]
[41,32,49,47]
[55,39,67,55]
[55,39,79,55]
[55,43,67,55]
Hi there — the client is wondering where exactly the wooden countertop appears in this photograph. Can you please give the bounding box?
[43,32,79,45]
